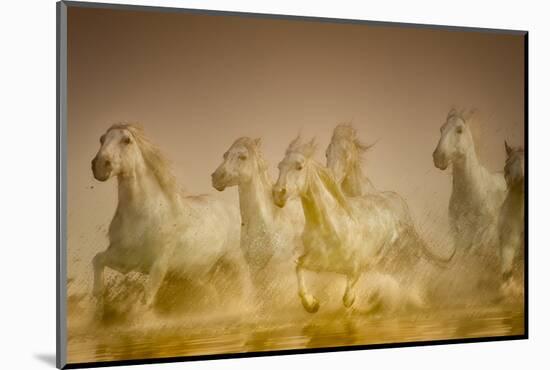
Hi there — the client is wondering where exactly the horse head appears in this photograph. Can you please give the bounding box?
[92,123,143,182]
[432,108,476,170]
[504,141,524,188]
[273,136,316,208]
[326,123,374,198]
[211,137,265,191]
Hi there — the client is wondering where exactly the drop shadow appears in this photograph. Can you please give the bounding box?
[34,353,56,367]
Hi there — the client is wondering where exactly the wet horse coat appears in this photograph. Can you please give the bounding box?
[433,110,506,254]
[91,123,245,310]
[211,137,304,308]
[273,137,409,313]
[498,142,524,281]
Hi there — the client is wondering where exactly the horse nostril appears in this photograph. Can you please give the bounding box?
[91,158,97,168]
[104,160,111,168]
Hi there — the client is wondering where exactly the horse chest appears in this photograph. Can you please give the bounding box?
[109,212,168,258]
[301,227,358,272]
[450,190,485,221]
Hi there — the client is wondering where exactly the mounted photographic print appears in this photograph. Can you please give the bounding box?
[56,1,527,368]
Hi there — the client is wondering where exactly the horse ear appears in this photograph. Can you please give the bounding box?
[306,138,318,158]
[287,135,303,154]
[448,108,457,118]
[254,137,262,148]
[505,140,513,156]
[357,139,377,153]
[288,135,302,151]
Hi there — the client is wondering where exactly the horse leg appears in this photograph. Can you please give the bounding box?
[226,250,254,306]
[343,273,359,308]
[92,246,134,314]
[92,246,134,295]
[143,257,169,308]
[501,232,520,281]
[296,258,319,313]
[92,251,107,301]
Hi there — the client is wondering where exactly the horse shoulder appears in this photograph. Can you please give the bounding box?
[174,195,239,257]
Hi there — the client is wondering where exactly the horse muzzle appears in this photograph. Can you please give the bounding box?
[211,170,227,191]
[92,156,112,182]
[272,187,288,208]
[432,150,449,170]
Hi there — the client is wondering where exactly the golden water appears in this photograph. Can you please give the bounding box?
[67,305,524,365]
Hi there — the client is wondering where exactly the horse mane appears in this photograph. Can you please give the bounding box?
[107,123,180,200]
[330,122,376,166]
[286,135,318,158]
[232,136,272,187]
[313,162,354,217]
[332,123,375,162]
[286,136,352,216]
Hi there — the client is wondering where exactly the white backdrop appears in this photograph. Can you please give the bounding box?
[0,0,545,369]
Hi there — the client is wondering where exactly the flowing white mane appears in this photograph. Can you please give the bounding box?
[331,123,374,161]
[286,136,351,216]
[108,123,180,200]
[286,135,318,158]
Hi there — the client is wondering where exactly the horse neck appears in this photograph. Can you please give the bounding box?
[342,159,367,197]
[301,165,347,233]
[451,144,486,200]
[507,181,525,205]
[238,168,274,226]
[116,161,177,217]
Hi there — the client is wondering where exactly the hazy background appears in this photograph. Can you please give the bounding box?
[66,7,524,286]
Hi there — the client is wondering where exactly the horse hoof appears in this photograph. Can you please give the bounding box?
[301,295,320,313]
[343,293,355,308]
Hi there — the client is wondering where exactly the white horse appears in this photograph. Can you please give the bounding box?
[325,124,377,197]
[327,123,454,266]
[91,123,246,311]
[273,137,424,313]
[211,137,304,306]
[432,109,506,254]
[498,142,524,282]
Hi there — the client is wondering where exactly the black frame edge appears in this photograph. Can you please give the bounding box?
[523,32,529,339]
[64,334,527,369]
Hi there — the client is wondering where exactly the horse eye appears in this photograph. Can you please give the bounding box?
[122,136,131,145]
[456,127,463,134]
[239,155,247,161]
[296,164,303,171]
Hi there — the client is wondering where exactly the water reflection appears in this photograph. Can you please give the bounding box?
[67,303,524,364]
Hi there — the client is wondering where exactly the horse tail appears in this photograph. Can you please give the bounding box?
[409,227,456,267]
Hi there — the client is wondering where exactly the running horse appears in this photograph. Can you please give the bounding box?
[211,137,304,308]
[498,141,525,282]
[432,109,507,254]
[91,123,246,311]
[272,137,426,313]
[326,123,455,266]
